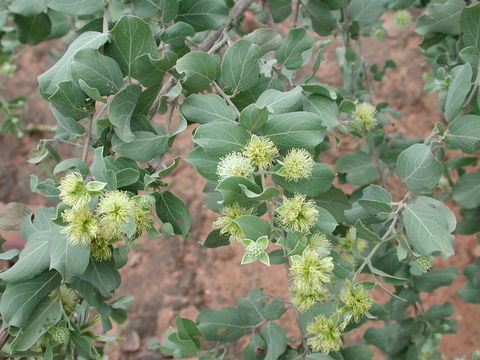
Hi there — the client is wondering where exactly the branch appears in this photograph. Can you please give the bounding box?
[81,102,108,163]
[342,0,357,93]
[212,81,240,117]
[262,0,275,29]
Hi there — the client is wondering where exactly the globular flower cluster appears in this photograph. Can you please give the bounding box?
[416,255,433,272]
[49,326,70,344]
[393,9,412,29]
[308,231,332,257]
[279,148,315,182]
[243,135,278,170]
[217,152,254,180]
[277,194,319,233]
[306,314,343,353]
[58,173,153,261]
[213,203,253,243]
[339,283,373,322]
[352,102,377,130]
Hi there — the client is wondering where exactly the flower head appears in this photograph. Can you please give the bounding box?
[393,10,412,29]
[91,236,112,261]
[373,28,387,41]
[339,284,372,322]
[217,152,254,180]
[49,326,70,344]
[291,286,325,312]
[51,285,77,314]
[133,196,154,236]
[279,148,315,182]
[308,232,332,255]
[241,236,270,265]
[243,135,278,170]
[213,203,253,243]
[277,194,318,233]
[61,207,98,245]
[290,249,334,293]
[58,172,90,208]
[353,102,377,130]
[306,315,343,353]
[97,190,135,240]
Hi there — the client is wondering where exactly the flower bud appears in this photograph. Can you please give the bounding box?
[416,256,433,272]
[353,102,377,130]
[373,28,387,41]
[49,326,70,344]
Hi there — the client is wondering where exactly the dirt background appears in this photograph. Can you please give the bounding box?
[0,10,479,360]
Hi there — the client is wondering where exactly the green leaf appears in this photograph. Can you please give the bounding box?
[46,0,102,15]
[446,114,480,153]
[48,80,90,120]
[240,185,280,201]
[176,51,221,93]
[155,191,191,236]
[222,39,262,93]
[260,0,292,23]
[176,0,228,31]
[112,131,169,162]
[355,220,381,243]
[416,0,465,36]
[301,83,337,100]
[193,122,250,156]
[261,111,326,151]
[444,63,472,122]
[239,104,270,131]
[133,51,177,87]
[260,322,287,360]
[452,172,480,209]
[244,28,282,54]
[413,266,457,292]
[38,31,109,97]
[304,0,337,36]
[276,28,313,70]
[90,147,117,190]
[197,307,250,342]
[364,324,409,356]
[71,49,123,95]
[14,13,51,45]
[233,215,271,240]
[402,202,454,257]
[341,345,374,360]
[10,297,62,352]
[216,176,262,207]
[460,3,480,50]
[357,185,392,215]
[182,94,237,124]
[203,229,230,248]
[105,15,157,77]
[348,0,386,27]
[396,143,442,192]
[79,259,121,298]
[273,163,334,197]
[256,87,303,114]
[78,80,105,103]
[0,270,62,327]
[337,151,377,186]
[9,0,47,16]
[459,260,480,303]
[314,187,351,223]
[109,83,142,143]
[133,0,178,23]
[186,146,219,180]
[313,207,338,234]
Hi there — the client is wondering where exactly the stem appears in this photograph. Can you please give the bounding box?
[293,0,301,28]
[102,0,109,33]
[459,60,480,116]
[342,0,357,93]
[212,81,241,117]
[369,137,387,188]
[262,0,275,29]
[81,116,93,162]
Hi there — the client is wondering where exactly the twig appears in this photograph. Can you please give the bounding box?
[102,0,110,33]
[212,81,240,117]
[293,0,301,28]
[81,102,108,162]
[353,192,410,281]
[262,0,275,29]
[40,138,83,148]
[370,138,387,188]
[342,0,357,93]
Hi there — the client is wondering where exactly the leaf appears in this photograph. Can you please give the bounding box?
[276,28,313,70]
[176,0,228,32]
[79,80,105,102]
[313,207,338,234]
[181,94,237,124]
[239,104,270,131]
[348,0,387,27]
[260,322,287,360]
[452,172,480,209]
[176,51,221,93]
[273,163,334,197]
[38,31,109,97]
[133,0,178,23]
[314,187,351,223]
[203,229,230,248]
[337,151,377,186]
[460,3,480,50]
[196,307,250,342]
[402,203,454,257]
[444,63,472,122]
[10,297,62,352]
[90,147,117,190]
[193,122,250,156]
[186,146,219,180]
[14,13,51,45]
[233,215,271,240]
[396,143,442,192]
[9,0,47,16]
[240,185,280,201]
[109,83,142,143]
[416,0,465,36]
[304,0,337,36]
[48,80,90,120]
[71,49,123,95]
[244,28,282,53]
[222,39,262,93]
[341,345,375,360]
[155,191,191,236]
[357,185,392,215]
[261,111,326,151]
[132,51,177,87]
[413,266,457,292]
[112,131,169,162]
[216,176,262,207]
[446,114,480,153]
[301,83,337,100]
[46,0,102,15]
[104,15,157,77]
[355,220,381,242]
[79,259,121,298]
[0,270,62,327]
[256,87,303,114]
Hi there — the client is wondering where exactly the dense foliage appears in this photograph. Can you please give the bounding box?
[0,0,480,359]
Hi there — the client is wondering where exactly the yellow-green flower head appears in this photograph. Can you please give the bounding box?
[291,286,325,312]
[91,236,112,261]
[353,102,377,130]
[306,315,343,353]
[213,203,253,243]
[393,10,412,29]
[277,194,319,233]
[243,135,279,170]
[50,285,77,314]
[97,190,135,240]
[133,196,154,235]
[308,232,332,253]
[416,256,433,272]
[290,249,334,292]
[217,152,254,180]
[339,284,373,322]
[373,28,387,41]
[49,326,70,344]
[279,148,315,182]
[61,207,98,245]
[58,172,90,208]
